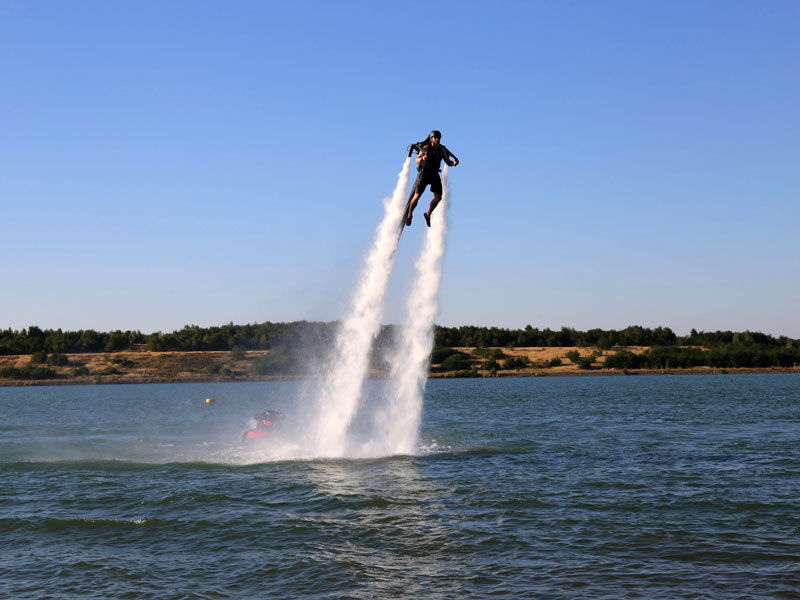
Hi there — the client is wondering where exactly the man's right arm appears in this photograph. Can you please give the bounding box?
[416,144,429,165]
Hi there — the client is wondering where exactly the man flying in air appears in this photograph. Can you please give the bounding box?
[406,130,459,227]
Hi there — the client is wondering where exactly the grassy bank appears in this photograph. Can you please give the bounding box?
[1,347,797,387]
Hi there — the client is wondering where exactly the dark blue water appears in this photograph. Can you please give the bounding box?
[2,375,799,598]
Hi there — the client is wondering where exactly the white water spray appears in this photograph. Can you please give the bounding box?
[374,166,450,456]
[308,158,412,457]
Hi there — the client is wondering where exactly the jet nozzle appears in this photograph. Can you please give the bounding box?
[407,142,424,158]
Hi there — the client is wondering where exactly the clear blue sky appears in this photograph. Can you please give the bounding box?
[2,1,798,337]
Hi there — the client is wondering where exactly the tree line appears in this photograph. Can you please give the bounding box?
[0,322,338,355]
[604,345,800,370]
[1,322,798,356]
[433,324,799,350]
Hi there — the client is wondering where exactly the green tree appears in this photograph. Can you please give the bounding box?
[104,331,130,352]
[79,330,104,352]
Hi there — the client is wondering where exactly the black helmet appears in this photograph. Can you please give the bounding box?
[429,130,442,140]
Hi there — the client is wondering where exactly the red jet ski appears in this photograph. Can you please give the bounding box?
[243,410,283,441]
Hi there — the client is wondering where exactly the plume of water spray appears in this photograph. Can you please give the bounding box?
[374,166,450,456]
[308,158,412,457]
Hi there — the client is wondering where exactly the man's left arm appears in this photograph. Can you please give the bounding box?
[443,147,459,167]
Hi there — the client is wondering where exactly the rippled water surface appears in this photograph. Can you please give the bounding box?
[2,375,799,598]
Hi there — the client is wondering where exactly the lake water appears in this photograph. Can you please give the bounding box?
[1,374,798,598]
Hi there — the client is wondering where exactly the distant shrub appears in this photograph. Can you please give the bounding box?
[448,366,480,378]
[230,346,245,361]
[565,350,580,364]
[206,363,234,377]
[604,350,643,370]
[1,367,18,379]
[71,366,90,377]
[251,346,302,375]
[503,356,531,370]
[474,347,505,360]
[643,346,706,369]
[0,366,54,380]
[441,352,471,371]
[431,346,458,364]
[206,363,225,375]
[47,353,69,366]
[31,350,48,364]
[548,357,563,367]
[576,357,594,370]
[481,358,499,371]
[32,366,55,378]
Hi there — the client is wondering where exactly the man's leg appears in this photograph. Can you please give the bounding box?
[407,192,421,225]
[423,193,442,227]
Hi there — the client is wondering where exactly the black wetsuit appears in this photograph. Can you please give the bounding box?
[413,144,455,196]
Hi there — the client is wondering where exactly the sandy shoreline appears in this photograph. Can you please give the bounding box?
[1,369,796,387]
